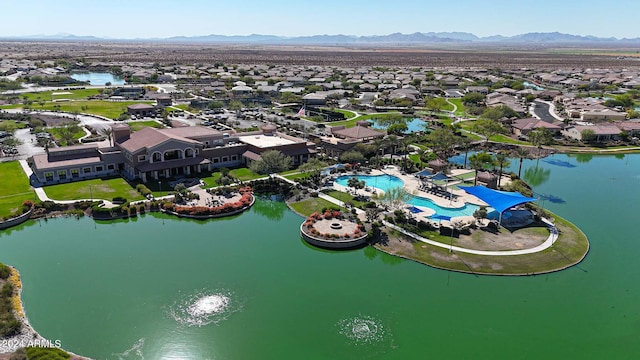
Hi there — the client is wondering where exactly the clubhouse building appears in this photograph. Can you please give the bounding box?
[30,124,315,185]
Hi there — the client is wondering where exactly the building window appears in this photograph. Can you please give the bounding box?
[138,155,147,162]
[45,172,53,181]
[107,164,115,170]
[222,156,229,162]
[95,166,103,172]
[58,170,67,180]
[231,155,238,161]
[213,158,219,163]
[83,167,92,174]
[71,169,79,178]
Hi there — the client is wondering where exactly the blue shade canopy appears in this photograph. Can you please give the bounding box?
[416,169,434,177]
[459,186,537,214]
[430,172,451,181]
[409,206,423,213]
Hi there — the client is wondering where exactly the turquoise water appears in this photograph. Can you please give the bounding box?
[336,174,480,218]
[407,196,480,218]
[370,118,428,133]
[1,154,640,359]
[335,174,404,192]
[70,72,125,86]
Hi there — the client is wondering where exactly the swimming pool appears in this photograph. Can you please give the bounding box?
[335,174,481,218]
[335,174,405,192]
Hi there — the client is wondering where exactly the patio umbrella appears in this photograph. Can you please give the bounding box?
[408,206,424,214]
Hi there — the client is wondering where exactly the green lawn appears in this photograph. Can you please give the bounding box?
[321,108,357,119]
[0,162,35,218]
[289,197,342,217]
[321,190,368,208]
[46,126,86,142]
[0,120,27,132]
[43,178,143,202]
[230,168,264,181]
[2,100,154,119]
[128,120,166,132]
[448,98,466,117]
[489,134,530,145]
[172,104,197,113]
[20,88,101,102]
[282,172,311,181]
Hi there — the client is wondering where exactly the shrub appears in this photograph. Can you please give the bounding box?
[0,264,10,280]
[112,196,127,204]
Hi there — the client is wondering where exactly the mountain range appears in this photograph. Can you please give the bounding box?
[4,31,640,44]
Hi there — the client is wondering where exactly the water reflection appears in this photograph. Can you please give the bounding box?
[523,166,551,187]
[573,153,593,163]
[251,197,286,221]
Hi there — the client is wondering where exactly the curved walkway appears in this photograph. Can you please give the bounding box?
[382,218,558,256]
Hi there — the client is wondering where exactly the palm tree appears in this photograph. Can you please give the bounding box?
[512,147,531,178]
[100,127,114,147]
[494,152,510,188]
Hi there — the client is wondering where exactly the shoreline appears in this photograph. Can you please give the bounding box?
[373,210,590,276]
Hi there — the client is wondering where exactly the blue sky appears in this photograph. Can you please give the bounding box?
[2,0,639,39]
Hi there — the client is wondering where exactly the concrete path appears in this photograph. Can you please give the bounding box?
[382,218,558,256]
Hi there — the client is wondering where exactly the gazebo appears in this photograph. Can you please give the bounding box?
[427,158,448,173]
[459,185,537,226]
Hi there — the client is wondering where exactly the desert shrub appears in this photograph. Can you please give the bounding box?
[0,264,10,280]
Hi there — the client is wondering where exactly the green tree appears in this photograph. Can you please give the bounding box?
[494,152,511,188]
[99,127,113,147]
[347,177,366,193]
[279,92,301,104]
[249,150,292,174]
[469,152,495,185]
[462,92,485,106]
[379,187,411,211]
[229,100,243,111]
[339,150,366,164]
[529,128,554,161]
[426,127,461,162]
[298,158,328,176]
[425,97,448,113]
[472,119,506,143]
[387,122,408,135]
[512,147,531,178]
[580,129,597,143]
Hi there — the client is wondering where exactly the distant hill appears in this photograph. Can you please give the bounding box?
[3,31,639,44]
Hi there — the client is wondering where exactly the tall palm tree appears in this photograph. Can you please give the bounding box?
[512,147,530,178]
[494,151,510,188]
[100,127,114,147]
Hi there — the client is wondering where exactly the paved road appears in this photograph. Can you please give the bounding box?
[532,100,562,123]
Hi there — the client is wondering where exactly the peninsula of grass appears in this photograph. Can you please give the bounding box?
[43,178,144,202]
[0,162,35,218]
[46,126,86,142]
[374,210,589,276]
[289,197,343,217]
[128,120,165,132]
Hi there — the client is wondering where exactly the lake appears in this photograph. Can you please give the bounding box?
[0,153,639,359]
[70,72,126,86]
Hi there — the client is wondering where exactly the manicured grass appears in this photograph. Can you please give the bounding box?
[230,168,263,181]
[46,126,86,141]
[3,100,154,119]
[128,120,165,132]
[448,98,466,117]
[321,108,357,119]
[489,134,530,145]
[322,190,368,208]
[289,197,342,217]
[43,178,143,202]
[0,120,27,132]
[441,102,455,112]
[0,162,34,218]
[283,172,311,181]
[326,112,403,128]
[198,172,222,188]
[173,104,197,113]
[20,88,100,102]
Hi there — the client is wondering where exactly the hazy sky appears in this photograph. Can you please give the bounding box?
[2,0,639,39]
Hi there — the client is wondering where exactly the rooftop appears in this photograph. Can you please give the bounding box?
[238,133,297,148]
